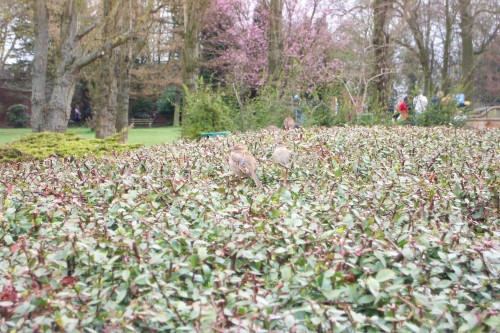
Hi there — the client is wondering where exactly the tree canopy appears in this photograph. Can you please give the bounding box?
[0,0,497,137]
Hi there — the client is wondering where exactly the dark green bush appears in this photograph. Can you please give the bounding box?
[419,100,459,126]
[132,113,152,119]
[306,99,334,127]
[130,97,153,118]
[7,104,30,128]
[157,89,178,117]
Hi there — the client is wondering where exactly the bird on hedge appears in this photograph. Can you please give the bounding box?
[272,140,291,167]
[265,125,279,132]
[229,143,262,189]
[272,140,291,183]
[283,117,296,130]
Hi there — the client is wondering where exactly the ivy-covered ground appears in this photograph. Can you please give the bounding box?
[0,126,499,332]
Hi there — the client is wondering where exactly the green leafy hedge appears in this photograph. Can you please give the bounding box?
[0,132,141,163]
[0,126,499,332]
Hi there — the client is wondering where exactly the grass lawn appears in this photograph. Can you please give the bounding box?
[0,126,181,146]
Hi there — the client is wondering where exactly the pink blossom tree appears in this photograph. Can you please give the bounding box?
[201,0,346,95]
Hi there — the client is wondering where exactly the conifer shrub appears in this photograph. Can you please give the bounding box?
[0,132,141,163]
[181,82,234,139]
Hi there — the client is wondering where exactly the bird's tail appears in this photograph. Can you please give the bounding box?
[251,172,263,189]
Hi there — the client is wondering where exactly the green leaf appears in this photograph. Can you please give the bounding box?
[436,279,453,289]
[149,252,165,265]
[323,289,344,301]
[324,269,335,278]
[281,265,292,282]
[485,315,500,328]
[190,254,200,268]
[197,247,208,261]
[366,277,380,297]
[122,270,131,281]
[375,269,395,282]
[13,301,36,315]
[471,259,483,272]
[115,289,127,304]
[358,295,375,304]
[284,314,295,328]
[405,322,421,333]
[4,235,13,245]
[134,274,150,285]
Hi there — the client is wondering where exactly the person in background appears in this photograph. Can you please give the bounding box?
[431,90,444,104]
[151,103,157,125]
[74,106,82,125]
[413,90,428,124]
[389,89,397,114]
[293,95,305,126]
[397,96,410,122]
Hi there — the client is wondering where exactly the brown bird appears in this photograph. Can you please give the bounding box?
[272,140,291,184]
[283,117,296,130]
[272,140,291,167]
[265,125,279,132]
[229,143,262,188]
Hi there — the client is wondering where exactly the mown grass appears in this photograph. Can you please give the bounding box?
[0,126,181,146]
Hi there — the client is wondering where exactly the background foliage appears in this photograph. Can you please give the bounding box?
[181,83,235,139]
[6,104,30,128]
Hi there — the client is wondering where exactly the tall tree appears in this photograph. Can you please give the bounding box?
[202,0,342,94]
[267,0,283,82]
[30,0,49,132]
[182,0,209,93]
[0,0,31,77]
[370,0,393,109]
[115,0,134,138]
[397,0,435,95]
[95,0,119,138]
[30,0,154,133]
[43,0,82,132]
[458,0,474,100]
[458,0,499,101]
[440,0,454,94]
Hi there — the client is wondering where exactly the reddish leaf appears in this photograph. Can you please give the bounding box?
[0,285,17,302]
[61,276,79,287]
[10,243,21,253]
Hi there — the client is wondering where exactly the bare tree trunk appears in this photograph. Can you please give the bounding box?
[174,89,182,126]
[268,0,283,82]
[116,53,131,131]
[182,0,208,92]
[458,0,474,101]
[45,0,80,133]
[404,0,433,95]
[95,53,119,138]
[116,0,134,140]
[370,0,392,110]
[31,0,49,132]
[440,0,453,94]
[96,0,119,139]
[45,71,78,132]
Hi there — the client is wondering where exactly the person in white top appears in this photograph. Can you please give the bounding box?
[413,91,428,114]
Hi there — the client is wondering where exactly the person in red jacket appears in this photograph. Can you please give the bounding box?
[397,96,410,121]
